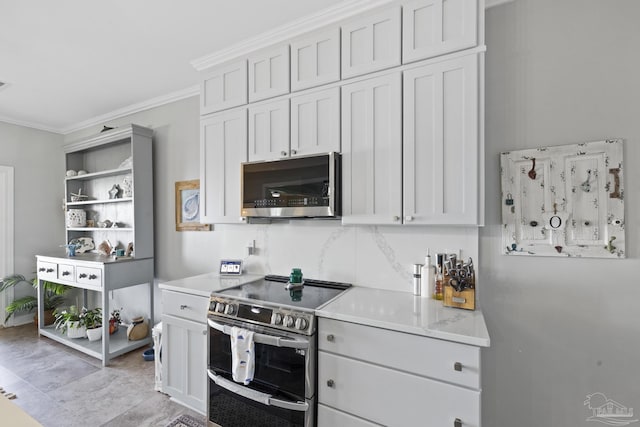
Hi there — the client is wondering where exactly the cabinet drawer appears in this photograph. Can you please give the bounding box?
[319,352,480,427]
[76,266,102,290]
[37,261,58,281]
[318,317,480,389]
[162,290,208,323]
[318,404,381,427]
[57,264,75,281]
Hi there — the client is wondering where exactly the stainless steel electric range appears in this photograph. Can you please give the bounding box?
[207,275,351,427]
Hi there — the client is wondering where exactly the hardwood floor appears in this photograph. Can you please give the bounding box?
[0,323,204,427]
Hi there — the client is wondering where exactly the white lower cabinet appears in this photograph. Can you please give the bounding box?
[317,318,481,427]
[162,290,209,414]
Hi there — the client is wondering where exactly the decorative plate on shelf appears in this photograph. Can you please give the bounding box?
[69,237,95,253]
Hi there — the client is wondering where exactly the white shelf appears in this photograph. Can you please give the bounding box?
[67,197,132,206]
[67,227,133,231]
[66,167,132,181]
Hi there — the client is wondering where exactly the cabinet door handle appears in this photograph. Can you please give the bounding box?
[326,334,335,342]
[180,305,188,310]
[326,379,335,388]
[79,273,87,278]
[291,149,297,155]
[454,418,462,427]
[88,274,97,280]
[405,215,414,221]
[46,268,55,273]
[454,362,463,372]
[38,267,46,272]
[62,271,71,276]
[393,216,400,221]
[281,151,288,157]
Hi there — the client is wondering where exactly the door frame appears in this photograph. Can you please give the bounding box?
[0,166,14,327]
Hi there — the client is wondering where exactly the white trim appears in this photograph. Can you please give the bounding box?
[0,166,14,327]
[0,115,61,134]
[61,85,199,135]
[190,0,396,71]
[485,0,515,8]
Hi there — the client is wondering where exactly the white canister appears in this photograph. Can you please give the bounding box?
[66,209,87,227]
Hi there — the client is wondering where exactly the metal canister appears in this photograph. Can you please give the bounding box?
[413,264,423,296]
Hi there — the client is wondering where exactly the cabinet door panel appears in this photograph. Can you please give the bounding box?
[403,0,477,64]
[341,73,402,225]
[341,7,401,79]
[248,99,290,161]
[291,28,340,91]
[248,45,290,102]
[291,87,340,156]
[200,109,247,224]
[403,53,478,224]
[318,404,381,427]
[319,352,480,427]
[200,60,248,115]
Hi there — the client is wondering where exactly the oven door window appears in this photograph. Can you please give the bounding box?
[209,325,306,401]
[209,376,306,427]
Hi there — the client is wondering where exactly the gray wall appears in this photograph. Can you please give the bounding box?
[0,122,64,324]
[481,1,640,425]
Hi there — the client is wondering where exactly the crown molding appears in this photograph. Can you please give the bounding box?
[191,0,396,71]
[61,85,199,135]
[485,0,515,8]
[0,115,61,134]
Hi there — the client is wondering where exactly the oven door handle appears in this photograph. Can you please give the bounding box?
[207,369,309,412]
[208,318,309,349]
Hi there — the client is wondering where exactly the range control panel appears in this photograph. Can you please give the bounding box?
[208,297,314,335]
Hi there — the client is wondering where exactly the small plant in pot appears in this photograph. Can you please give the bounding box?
[82,307,102,341]
[53,305,86,339]
[109,308,122,334]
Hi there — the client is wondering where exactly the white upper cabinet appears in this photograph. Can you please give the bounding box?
[341,7,401,79]
[248,99,290,161]
[200,109,248,223]
[403,53,479,224]
[291,87,340,157]
[200,60,248,115]
[248,45,290,103]
[291,27,341,92]
[402,0,478,64]
[341,73,402,225]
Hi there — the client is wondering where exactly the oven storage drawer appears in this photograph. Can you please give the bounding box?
[318,352,480,427]
[163,290,208,322]
[317,404,381,427]
[37,261,58,281]
[318,317,480,389]
[76,266,102,290]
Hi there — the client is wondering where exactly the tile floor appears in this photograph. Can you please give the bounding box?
[0,323,204,427]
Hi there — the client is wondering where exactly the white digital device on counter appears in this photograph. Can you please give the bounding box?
[219,259,243,275]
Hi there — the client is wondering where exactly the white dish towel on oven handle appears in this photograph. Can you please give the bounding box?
[230,326,255,385]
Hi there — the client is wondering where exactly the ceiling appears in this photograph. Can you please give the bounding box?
[0,0,346,134]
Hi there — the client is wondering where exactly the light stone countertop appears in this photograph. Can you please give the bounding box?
[316,286,490,347]
[158,272,264,297]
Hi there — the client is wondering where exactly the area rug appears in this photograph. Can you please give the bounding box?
[165,414,206,427]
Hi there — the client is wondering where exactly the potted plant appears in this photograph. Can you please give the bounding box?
[0,274,71,325]
[82,307,102,341]
[109,308,122,334]
[53,305,86,339]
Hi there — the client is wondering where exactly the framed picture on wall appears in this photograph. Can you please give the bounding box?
[175,179,211,231]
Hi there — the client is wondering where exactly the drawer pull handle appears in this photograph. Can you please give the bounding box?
[79,273,87,278]
[454,418,462,427]
[326,334,335,342]
[281,151,288,157]
[38,267,46,272]
[326,379,335,388]
[454,362,463,372]
[62,271,71,276]
[88,274,97,280]
[180,305,188,310]
[46,268,54,273]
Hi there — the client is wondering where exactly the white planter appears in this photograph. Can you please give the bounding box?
[66,321,87,339]
[86,327,103,341]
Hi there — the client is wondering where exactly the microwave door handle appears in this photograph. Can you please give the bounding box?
[208,318,309,350]
[207,369,309,412]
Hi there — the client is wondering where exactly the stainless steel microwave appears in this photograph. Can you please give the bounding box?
[241,152,341,218]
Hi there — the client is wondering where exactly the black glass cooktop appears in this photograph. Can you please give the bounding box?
[217,275,350,311]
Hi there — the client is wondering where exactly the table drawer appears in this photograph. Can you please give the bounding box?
[57,264,75,281]
[76,266,102,290]
[162,290,208,322]
[318,404,381,427]
[318,352,480,427]
[37,261,58,281]
[318,317,480,389]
